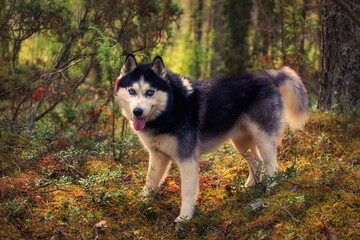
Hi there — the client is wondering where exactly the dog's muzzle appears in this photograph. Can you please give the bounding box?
[133,107,143,117]
[132,107,146,131]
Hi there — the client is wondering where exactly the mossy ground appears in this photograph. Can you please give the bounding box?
[0,112,359,239]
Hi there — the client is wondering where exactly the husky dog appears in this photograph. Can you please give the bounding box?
[114,54,309,222]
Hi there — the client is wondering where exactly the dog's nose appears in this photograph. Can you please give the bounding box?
[133,107,143,117]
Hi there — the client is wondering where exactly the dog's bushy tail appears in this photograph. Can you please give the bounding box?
[269,67,310,129]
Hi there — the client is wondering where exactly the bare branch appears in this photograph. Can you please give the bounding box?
[34,55,94,122]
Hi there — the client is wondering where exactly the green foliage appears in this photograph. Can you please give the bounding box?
[5,198,29,220]
[272,0,319,70]
[92,26,124,85]
[55,145,84,166]
[162,0,214,79]
[0,0,70,66]
[79,165,124,189]
[0,0,182,149]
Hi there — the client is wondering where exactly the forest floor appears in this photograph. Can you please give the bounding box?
[0,111,359,240]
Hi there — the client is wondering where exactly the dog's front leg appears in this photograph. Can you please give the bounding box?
[142,150,172,197]
[175,157,199,222]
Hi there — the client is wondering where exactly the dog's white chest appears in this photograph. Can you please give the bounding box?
[137,132,179,160]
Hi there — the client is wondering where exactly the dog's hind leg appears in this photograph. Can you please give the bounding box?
[142,150,172,197]
[245,120,279,180]
[254,134,279,191]
[252,133,278,179]
[231,134,264,187]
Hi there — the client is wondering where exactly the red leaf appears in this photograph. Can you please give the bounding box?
[32,87,45,102]
[221,220,232,232]
[166,181,180,193]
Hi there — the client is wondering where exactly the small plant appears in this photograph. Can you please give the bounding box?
[55,145,84,166]
[253,229,268,240]
[5,199,28,220]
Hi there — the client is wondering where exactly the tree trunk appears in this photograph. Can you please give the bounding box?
[319,0,360,112]
[210,0,223,79]
[193,0,204,78]
[12,39,21,68]
[279,0,287,66]
[0,38,10,62]
[221,0,252,77]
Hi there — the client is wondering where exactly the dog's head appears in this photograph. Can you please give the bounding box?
[114,54,170,131]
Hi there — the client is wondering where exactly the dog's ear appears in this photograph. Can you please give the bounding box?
[151,56,167,78]
[119,54,137,77]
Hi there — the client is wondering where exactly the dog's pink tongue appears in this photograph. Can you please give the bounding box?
[133,118,146,131]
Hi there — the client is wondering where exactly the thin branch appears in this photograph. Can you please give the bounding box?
[242,185,258,202]
[34,97,62,122]
[0,54,93,99]
[271,202,300,223]
[68,165,87,179]
[15,182,53,193]
[38,185,72,194]
[280,205,300,223]
[34,56,94,122]
[53,54,94,74]
[0,86,24,98]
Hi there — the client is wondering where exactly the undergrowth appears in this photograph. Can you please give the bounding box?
[0,111,359,239]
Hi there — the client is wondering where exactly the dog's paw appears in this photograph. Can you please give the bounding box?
[141,186,157,197]
[245,179,255,188]
[245,175,262,187]
[245,177,258,188]
[174,215,190,223]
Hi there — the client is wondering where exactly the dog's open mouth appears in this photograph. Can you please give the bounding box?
[133,117,147,131]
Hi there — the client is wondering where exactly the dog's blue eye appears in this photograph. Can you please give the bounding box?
[145,90,155,97]
[128,89,136,95]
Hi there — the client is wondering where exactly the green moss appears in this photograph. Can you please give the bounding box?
[0,112,359,239]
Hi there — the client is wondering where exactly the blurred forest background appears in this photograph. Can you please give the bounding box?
[0,0,359,239]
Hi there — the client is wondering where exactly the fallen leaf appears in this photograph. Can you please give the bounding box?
[166,183,180,192]
[1,186,10,199]
[221,220,232,232]
[318,221,338,240]
[73,190,85,197]
[291,184,298,193]
[316,222,325,228]
[122,173,133,182]
[165,178,180,193]
[274,223,283,229]
[95,220,107,228]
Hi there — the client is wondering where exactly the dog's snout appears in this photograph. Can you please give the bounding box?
[133,107,143,117]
